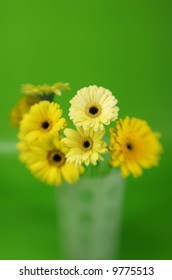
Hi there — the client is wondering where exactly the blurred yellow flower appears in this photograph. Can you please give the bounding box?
[17,140,31,165]
[63,127,107,166]
[18,101,67,143]
[109,116,163,177]
[10,96,39,127]
[69,85,119,131]
[21,82,70,97]
[21,134,84,186]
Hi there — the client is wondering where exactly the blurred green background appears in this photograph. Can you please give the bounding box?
[0,0,172,259]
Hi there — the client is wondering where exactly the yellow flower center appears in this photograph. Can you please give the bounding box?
[123,138,142,160]
[48,149,65,167]
[86,104,102,118]
[81,138,93,151]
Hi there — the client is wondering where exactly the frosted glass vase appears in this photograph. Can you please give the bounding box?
[56,169,124,260]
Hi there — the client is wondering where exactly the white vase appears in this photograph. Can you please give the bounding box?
[56,168,124,260]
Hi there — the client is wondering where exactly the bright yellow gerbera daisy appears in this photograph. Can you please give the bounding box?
[109,116,162,177]
[22,134,83,186]
[63,127,107,166]
[21,82,70,97]
[18,101,67,142]
[69,85,119,131]
[10,96,39,127]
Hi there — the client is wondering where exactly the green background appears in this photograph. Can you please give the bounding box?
[0,0,172,259]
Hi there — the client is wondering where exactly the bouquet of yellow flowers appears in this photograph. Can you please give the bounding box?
[11,82,162,186]
[10,82,163,260]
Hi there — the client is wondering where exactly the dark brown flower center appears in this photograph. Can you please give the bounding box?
[82,138,93,151]
[53,154,62,162]
[48,150,65,167]
[89,106,98,115]
[126,143,133,150]
[42,121,50,129]
[83,140,90,148]
[86,103,102,118]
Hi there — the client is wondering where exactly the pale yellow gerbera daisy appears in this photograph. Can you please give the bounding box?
[21,82,70,97]
[109,116,163,178]
[69,85,119,131]
[63,127,107,166]
[23,134,83,186]
[19,101,67,142]
[10,96,39,127]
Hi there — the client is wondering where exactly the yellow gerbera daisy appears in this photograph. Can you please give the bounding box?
[109,116,162,178]
[19,101,67,142]
[10,96,39,127]
[63,127,107,166]
[23,134,83,186]
[21,82,70,97]
[69,85,119,131]
[17,130,61,165]
[17,140,32,164]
